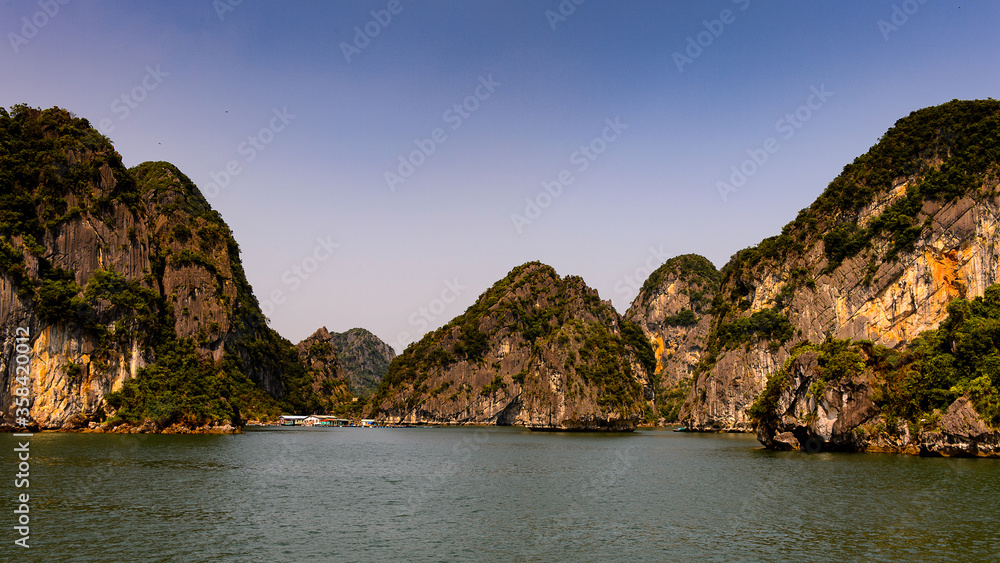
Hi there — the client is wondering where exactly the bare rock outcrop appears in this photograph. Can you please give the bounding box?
[328,327,396,396]
[294,327,353,408]
[755,352,1000,458]
[0,106,320,429]
[624,254,718,421]
[370,262,654,431]
[678,99,1000,447]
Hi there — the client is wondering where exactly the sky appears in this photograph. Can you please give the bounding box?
[1,0,997,352]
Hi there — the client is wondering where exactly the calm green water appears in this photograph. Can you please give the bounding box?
[2,427,998,562]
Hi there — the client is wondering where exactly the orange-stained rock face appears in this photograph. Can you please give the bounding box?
[682,188,1000,432]
[1,109,294,428]
[652,335,665,376]
[926,247,965,301]
[26,326,142,429]
[680,99,1000,433]
[624,254,719,422]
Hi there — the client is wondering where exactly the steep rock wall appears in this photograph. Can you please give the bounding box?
[682,100,1000,433]
[0,107,300,429]
[625,254,718,421]
[371,263,652,430]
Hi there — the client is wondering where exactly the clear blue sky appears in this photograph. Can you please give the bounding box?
[2,0,997,351]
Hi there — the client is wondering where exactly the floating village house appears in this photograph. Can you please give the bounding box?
[279,415,308,426]
[302,415,351,427]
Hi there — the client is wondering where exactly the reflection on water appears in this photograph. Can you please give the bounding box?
[3,428,998,562]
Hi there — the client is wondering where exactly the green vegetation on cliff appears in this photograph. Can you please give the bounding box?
[694,306,795,378]
[571,320,647,413]
[657,377,692,422]
[750,286,1000,429]
[873,286,1000,427]
[714,308,794,350]
[637,254,720,312]
[696,99,1000,385]
[376,262,580,397]
[371,262,651,422]
[0,105,139,239]
[726,99,1000,278]
[0,105,139,308]
[748,338,866,424]
[661,308,698,327]
[105,341,281,426]
[621,319,656,376]
[328,328,396,397]
[1,105,342,427]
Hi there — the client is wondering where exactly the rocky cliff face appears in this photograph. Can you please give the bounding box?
[0,107,156,429]
[625,254,719,421]
[131,161,292,398]
[370,262,655,430]
[328,327,395,396]
[677,99,1000,447]
[295,327,353,410]
[754,346,1000,458]
[0,106,327,429]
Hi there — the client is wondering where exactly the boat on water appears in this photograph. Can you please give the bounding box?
[673,426,687,432]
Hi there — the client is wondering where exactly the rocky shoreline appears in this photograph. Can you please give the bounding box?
[1,419,240,435]
[379,414,639,432]
[757,398,1000,458]
[753,349,1000,459]
[7,416,998,456]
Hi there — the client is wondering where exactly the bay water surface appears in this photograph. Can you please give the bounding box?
[3,427,998,561]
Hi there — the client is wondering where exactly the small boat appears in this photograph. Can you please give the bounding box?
[673,426,687,432]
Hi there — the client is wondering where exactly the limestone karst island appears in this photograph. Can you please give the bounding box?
[7,3,999,559]
[2,99,999,457]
